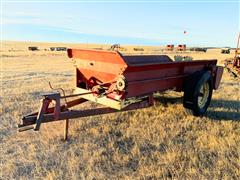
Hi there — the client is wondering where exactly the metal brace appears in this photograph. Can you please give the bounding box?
[34,92,60,131]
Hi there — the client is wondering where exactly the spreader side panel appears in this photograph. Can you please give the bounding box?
[124,60,217,98]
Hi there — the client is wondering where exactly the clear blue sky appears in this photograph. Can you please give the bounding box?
[1,0,240,47]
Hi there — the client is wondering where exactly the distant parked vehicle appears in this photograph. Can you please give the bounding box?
[221,48,230,54]
[50,47,67,51]
[133,48,144,51]
[109,44,126,51]
[190,47,207,52]
[28,46,39,51]
[110,44,121,51]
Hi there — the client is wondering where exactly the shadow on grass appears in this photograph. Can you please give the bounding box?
[207,99,240,121]
[154,96,239,121]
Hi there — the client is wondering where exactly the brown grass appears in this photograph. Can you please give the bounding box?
[1,41,240,179]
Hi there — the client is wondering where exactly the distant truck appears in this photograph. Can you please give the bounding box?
[221,48,230,54]
[28,46,39,51]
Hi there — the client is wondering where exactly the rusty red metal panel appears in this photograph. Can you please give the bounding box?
[77,69,117,82]
[67,48,126,65]
[123,60,217,98]
[68,49,127,89]
[126,76,184,97]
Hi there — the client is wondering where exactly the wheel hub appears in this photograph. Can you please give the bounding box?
[198,82,209,109]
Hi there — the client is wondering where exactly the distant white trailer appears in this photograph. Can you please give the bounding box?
[50,47,67,51]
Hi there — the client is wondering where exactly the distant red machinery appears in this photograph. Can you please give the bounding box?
[177,44,187,51]
[19,48,223,140]
[166,44,174,51]
[225,32,240,77]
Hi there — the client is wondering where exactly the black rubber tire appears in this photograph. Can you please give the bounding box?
[183,71,213,116]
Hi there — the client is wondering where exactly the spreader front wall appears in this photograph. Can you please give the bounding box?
[68,49,127,85]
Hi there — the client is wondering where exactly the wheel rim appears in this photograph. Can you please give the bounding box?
[198,82,209,109]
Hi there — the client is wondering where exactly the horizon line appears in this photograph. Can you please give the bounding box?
[1,39,234,48]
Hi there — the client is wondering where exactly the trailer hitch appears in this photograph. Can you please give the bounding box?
[18,90,153,141]
[18,91,88,140]
[18,92,61,131]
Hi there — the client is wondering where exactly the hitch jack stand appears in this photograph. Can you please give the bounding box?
[34,92,61,131]
[34,92,70,141]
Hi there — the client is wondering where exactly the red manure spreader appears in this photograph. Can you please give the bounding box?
[18,49,223,140]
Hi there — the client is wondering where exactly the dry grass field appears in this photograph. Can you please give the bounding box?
[1,41,240,179]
